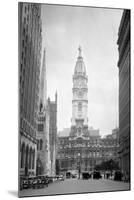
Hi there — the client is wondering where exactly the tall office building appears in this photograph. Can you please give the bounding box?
[117,10,130,181]
[19,3,42,176]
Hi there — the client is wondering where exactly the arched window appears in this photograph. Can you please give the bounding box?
[32,149,35,169]
[40,139,43,150]
[36,157,43,175]
[24,145,29,176]
[21,143,25,168]
[25,145,29,167]
[37,140,39,150]
[29,147,32,169]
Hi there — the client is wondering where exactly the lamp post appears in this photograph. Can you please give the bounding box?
[78,152,81,179]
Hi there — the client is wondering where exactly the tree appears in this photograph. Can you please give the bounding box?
[94,159,119,171]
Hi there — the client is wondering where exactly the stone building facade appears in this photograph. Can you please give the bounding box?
[117,10,130,180]
[47,93,57,176]
[57,47,119,174]
[19,2,42,176]
[57,130,119,174]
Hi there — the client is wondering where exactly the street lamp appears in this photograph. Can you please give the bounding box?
[78,153,81,179]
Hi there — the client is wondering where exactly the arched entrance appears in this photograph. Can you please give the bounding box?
[36,157,44,175]
[21,142,25,169]
[25,145,29,176]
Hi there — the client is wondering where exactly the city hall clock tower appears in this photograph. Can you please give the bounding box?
[71,46,88,137]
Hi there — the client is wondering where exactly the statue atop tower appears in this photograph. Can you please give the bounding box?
[70,46,88,137]
[78,45,82,57]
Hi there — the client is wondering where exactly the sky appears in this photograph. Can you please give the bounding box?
[41,4,123,136]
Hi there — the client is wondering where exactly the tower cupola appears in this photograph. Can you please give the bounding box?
[74,46,86,76]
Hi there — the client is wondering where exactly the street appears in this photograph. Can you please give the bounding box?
[19,178,130,197]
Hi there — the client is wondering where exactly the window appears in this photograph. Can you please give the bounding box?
[25,6,27,13]
[20,63,23,71]
[78,102,82,111]
[78,127,81,135]
[38,124,44,132]
[22,51,24,60]
[25,46,27,54]
[24,57,26,66]
[20,76,22,84]
[29,148,32,169]
[40,139,43,150]
[21,143,25,168]
[27,15,29,22]
[23,28,25,36]
[37,140,39,150]
[22,39,24,48]
[32,149,35,169]
[24,17,26,25]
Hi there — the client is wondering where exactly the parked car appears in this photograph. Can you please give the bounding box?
[20,177,24,190]
[46,176,54,184]
[59,174,64,181]
[28,176,35,189]
[20,177,29,190]
[52,176,58,182]
[114,171,123,181]
[93,171,102,179]
[20,177,23,190]
[66,172,71,179]
[37,175,48,188]
[32,175,49,189]
[72,174,77,178]
[82,172,91,180]
[32,177,38,189]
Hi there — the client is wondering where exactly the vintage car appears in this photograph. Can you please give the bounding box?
[71,174,77,178]
[32,176,48,189]
[66,172,71,179]
[32,177,38,189]
[114,171,123,181]
[93,171,102,179]
[27,176,36,189]
[58,174,65,181]
[82,172,92,180]
[20,177,29,190]
[45,176,54,184]
[38,175,49,188]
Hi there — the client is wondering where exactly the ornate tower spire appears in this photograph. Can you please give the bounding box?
[71,47,88,135]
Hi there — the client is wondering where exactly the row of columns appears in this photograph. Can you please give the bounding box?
[20,142,35,176]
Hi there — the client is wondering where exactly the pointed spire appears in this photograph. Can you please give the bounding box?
[40,47,47,108]
[55,90,57,104]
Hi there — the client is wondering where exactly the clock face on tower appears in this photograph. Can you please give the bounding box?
[78,81,82,87]
[78,90,83,98]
